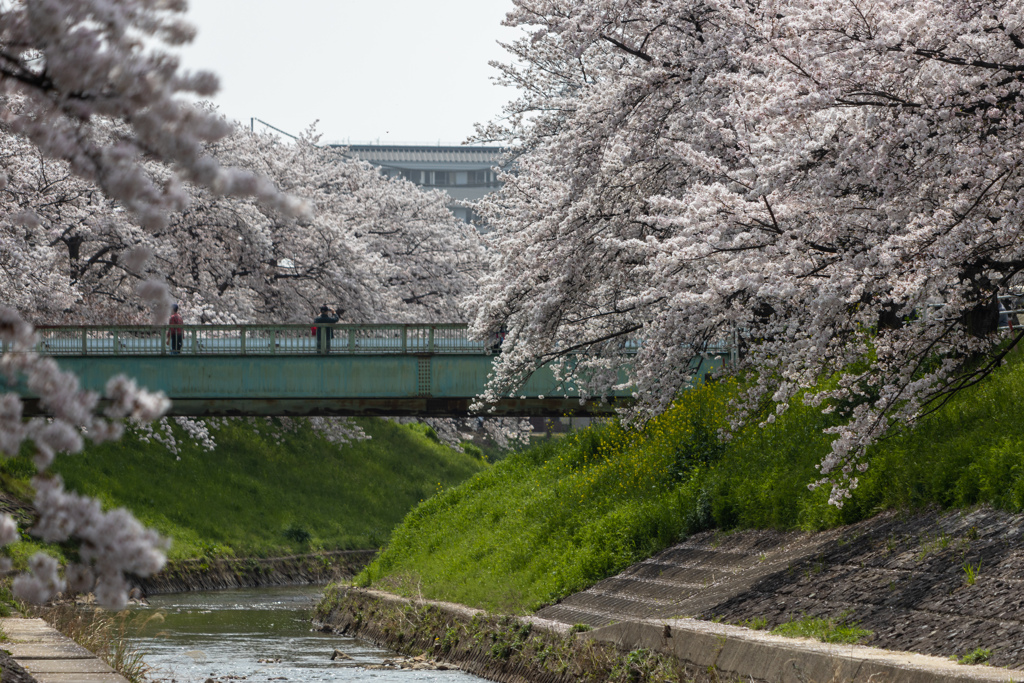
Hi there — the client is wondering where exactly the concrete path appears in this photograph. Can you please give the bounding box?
[0,617,128,683]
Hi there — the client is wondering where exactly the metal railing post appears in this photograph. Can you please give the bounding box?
[270,328,276,355]
[428,326,435,353]
[240,326,247,355]
[348,326,356,353]
[401,326,407,353]
[113,329,120,355]
[190,329,197,355]
[81,329,88,356]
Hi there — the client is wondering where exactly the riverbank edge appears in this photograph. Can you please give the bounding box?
[314,585,739,683]
[316,586,1024,683]
[130,549,377,595]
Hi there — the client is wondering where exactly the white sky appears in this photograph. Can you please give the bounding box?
[179,1,521,145]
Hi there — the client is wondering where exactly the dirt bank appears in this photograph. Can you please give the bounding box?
[132,550,376,595]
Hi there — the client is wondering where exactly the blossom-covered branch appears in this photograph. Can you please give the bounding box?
[0,307,170,607]
[0,0,308,227]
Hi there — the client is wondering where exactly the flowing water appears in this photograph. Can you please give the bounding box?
[130,586,488,683]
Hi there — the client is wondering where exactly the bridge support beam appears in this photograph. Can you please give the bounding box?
[8,354,637,418]
[19,397,624,418]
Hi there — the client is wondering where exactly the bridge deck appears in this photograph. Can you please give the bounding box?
[5,324,728,417]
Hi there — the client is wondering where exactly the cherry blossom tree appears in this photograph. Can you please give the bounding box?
[147,125,488,325]
[473,0,1024,505]
[0,0,318,607]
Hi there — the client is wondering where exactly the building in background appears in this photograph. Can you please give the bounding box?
[334,144,505,227]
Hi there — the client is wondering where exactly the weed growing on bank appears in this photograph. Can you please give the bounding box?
[770,613,872,644]
[952,647,993,665]
[2,417,485,560]
[361,348,1024,612]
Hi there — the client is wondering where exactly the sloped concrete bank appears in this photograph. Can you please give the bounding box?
[538,507,1024,669]
[132,549,376,595]
[319,587,1024,683]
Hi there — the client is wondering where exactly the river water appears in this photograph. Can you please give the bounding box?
[130,586,488,683]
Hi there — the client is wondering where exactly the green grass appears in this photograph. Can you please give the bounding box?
[8,417,486,560]
[738,617,768,630]
[952,647,993,665]
[771,614,872,644]
[359,346,1024,612]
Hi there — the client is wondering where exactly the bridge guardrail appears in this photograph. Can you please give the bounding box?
[7,324,741,360]
[20,324,492,356]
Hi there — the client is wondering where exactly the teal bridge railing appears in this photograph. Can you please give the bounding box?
[3,324,729,418]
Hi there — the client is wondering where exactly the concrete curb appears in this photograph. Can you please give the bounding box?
[588,617,1024,683]
[0,617,128,683]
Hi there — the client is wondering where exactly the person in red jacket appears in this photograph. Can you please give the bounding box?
[168,303,184,354]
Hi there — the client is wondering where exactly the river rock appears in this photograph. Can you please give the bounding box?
[330,648,352,660]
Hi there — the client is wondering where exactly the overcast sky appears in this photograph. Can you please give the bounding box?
[178,1,521,146]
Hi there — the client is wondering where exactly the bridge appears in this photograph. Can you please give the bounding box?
[2,324,730,417]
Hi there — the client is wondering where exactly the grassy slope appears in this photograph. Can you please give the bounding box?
[362,348,1024,613]
[18,418,486,560]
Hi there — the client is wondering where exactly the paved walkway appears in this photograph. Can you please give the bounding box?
[0,617,128,683]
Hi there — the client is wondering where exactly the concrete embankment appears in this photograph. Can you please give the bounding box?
[132,549,376,595]
[319,586,1024,683]
[537,507,1024,669]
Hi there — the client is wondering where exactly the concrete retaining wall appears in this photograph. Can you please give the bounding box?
[322,587,1024,683]
[132,550,376,595]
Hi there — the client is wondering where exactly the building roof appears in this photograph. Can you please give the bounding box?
[332,144,507,167]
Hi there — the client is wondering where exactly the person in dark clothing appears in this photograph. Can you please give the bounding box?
[168,303,184,354]
[313,305,339,354]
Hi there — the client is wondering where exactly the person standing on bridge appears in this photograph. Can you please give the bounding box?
[168,303,184,354]
[313,305,339,354]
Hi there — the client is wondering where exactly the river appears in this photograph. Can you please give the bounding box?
[130,586,488,683]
